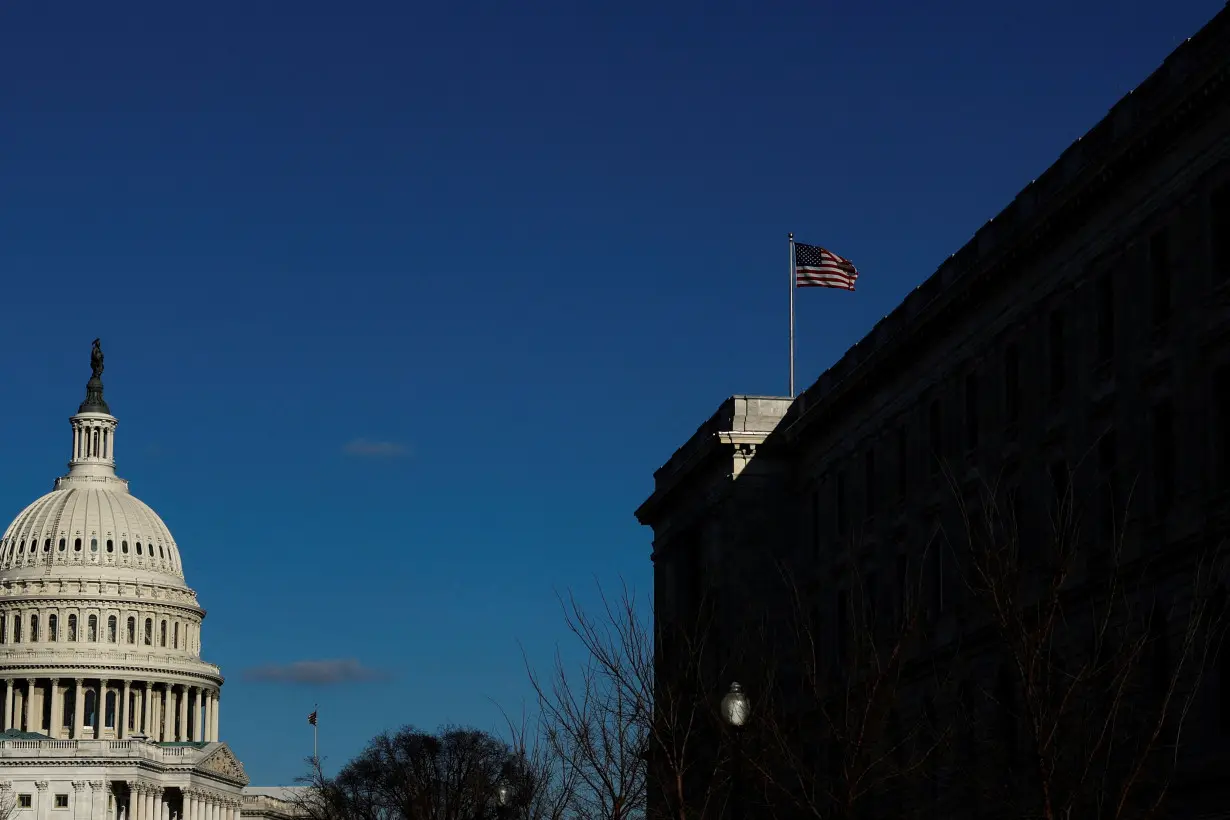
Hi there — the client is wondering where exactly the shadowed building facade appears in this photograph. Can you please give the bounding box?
[638,5,1230,817]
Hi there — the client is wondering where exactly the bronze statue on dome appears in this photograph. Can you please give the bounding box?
[90,338,104,379]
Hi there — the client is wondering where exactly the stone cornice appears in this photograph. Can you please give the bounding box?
[636,396,791,528]
[0,658,223,685]
[0,597,204,618]
[782,7,1230,449]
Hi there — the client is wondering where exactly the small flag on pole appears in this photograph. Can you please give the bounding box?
[308,710,318,726]
[794,242,859,290]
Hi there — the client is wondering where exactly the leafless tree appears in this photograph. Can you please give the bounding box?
[753,546,949,820]
[499,703,578,820]
[947,466,1229,820]
[527,581,738,820]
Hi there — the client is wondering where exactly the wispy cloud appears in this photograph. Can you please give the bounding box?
[342,438,411,458]
[243,659,391,685]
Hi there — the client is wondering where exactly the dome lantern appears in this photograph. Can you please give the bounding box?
[64,338,120,484]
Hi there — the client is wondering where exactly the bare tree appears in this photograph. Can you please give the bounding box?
[753,546,949,820]
[499,704,578,820]
[948,467,1229,820]
[527,582,738,820]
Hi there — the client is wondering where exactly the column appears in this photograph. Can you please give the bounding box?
[143,787,153,820]
[161,685,171,742]
[96,679,109,736]
[184,793,196,820]
[4,679,13,731]
[118,680,128,738]
[34,782,48,820]
[212,692,220,740]
[142,683,153,736]
[50,679,62,738]
[23,679,35,732]
[71,781,86,820]
[178,686,188,741]
[74,679,85,738]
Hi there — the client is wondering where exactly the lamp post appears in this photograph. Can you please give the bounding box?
[721,682,751,820]
[494,780,512,820]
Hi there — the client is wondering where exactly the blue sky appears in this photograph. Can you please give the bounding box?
[0,0,1221,785]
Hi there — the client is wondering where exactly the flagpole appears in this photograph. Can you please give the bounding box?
[313,703,318,764]
[788,232,796,399]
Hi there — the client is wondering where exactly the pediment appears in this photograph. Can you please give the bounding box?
[198,744,250,785]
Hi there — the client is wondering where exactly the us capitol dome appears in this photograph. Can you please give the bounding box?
[0,343,300,820]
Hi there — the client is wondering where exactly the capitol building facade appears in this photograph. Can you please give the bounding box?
[0,345,299,820]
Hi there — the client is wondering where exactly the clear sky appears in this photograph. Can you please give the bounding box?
[0,0,1222,785]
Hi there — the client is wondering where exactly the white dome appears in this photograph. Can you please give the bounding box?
[0,343,220,721]
[0,484,185,583]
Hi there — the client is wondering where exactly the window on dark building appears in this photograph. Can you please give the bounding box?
[864,449,876,517]
[1004,344,1021,424]
[1096,274,1115,361]
[928,401,942,474]
[1150,229,1172,329]
[896,428,908,499]
[1154,398,1175,516]
[1098,429,1119,542]
[1213,183,1230,282]
[835,471,847,536]
[964,373,979,451]
[1049,311,1066,396]
[836,593,850,667]
[1049,459,1069,511]
[811,487,822,556]
[1216,366,1230,492]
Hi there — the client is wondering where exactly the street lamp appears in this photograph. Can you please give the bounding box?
[492,781,511,820]
[721,682,751,820]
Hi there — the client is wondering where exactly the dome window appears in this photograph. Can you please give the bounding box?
[160,620,167,647]
[103,540,109,553]
[136,542,143,556]
[29,614,38,642]
[159,545,165,558]
[13,617,20,643]
[126,616,135,644]
[74,538,81,551]
[48,614,57,642]
[113,541,120,554]
[88,615,97,642]
[68,614,78,641]
[17,541,23,554]
[0,614,6,644]
[44,539,51,552]
[90,538,97,551]
[173,622,179,649]
[123,541,130,554]
[107,615,117,643]
[57,538,64,551]
[143,618,152,645]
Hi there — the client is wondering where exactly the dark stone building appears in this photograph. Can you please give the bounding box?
[637,5,1230,817]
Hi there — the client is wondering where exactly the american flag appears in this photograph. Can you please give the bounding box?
[794,242,859,290]
[308,710,317,726]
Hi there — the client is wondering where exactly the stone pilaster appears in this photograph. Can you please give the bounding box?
[70,781,86,820]
[34,781,48,820]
